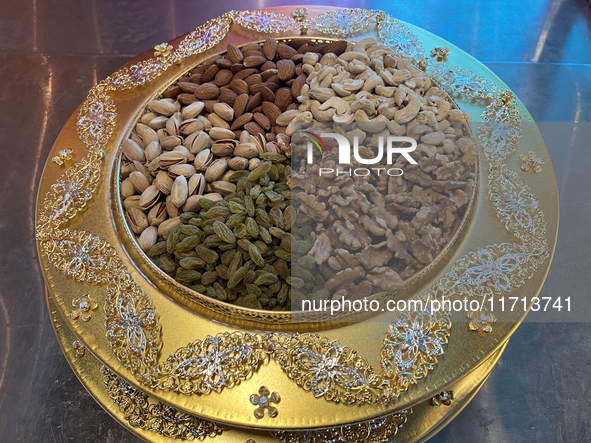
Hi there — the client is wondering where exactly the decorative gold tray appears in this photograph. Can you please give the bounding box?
[35,6,558,441]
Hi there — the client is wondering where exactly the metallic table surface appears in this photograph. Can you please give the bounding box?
[0,0,589,442]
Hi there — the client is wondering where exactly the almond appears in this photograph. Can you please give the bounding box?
[277,42,297,59]
[218,92,237,106]
[260,86,275,102]
[261,69,278,82]
[162,85,181,98]
[242,42,262,52]
[229,78,249,95]
[194,83,219,100]
[246,92,262,113]
[178,93,198,105]
[244,73,262,87]
[234,68,256,80]
[291,54,304,64]
[216,58,233,69]
[324,40,348,56]
[262,102,281,125]
[263,38,276,59]
[214,69,233,86]
[276,59,295,81]
[178,81,199,94]
[254,112,271,131]
[231,63,245,74]
[226,44,244,63]
[274,88,293,111]
[244,121,265,138]
[202,64,219,83]
[291,74,307,97]
[189,73,202,84]
[233,93,248,117]
[231,112,253,130]
[243,49,265,58]
[261,60,276,71]
[243,55,266,68]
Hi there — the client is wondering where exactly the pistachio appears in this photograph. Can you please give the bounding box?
[138,226,158,251]
[182,101,205,119]
[234,143,259,159]
[171,175,189,208]
[213,102,234,121]
[155,170,173,195]
[204,158,228,182]
[227,156,249,170]
[188,173,206,196]
[144,141,162,162]
[129,171,151,193]
[139,185,160,211]
[184,131,210,154]
[126,207,149,234]
[147,99,177,116]
[209,127,235,140]
[157,216,181,237]
[194,149,213,172]
[211,139,237,157]
[120,178,136,198]
[147,201,167,226]
[122,139,145,163]
[168,163,196,179]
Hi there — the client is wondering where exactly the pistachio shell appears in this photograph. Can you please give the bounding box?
[129,171,150,193]
[188,173,206,196]
[139,185,161,210]
[144,141,162,162]
[227,156,249,170]
[209,127,235,140]
[181,101,205,119]
[168,164,196,179]
[155,170,173,195]
[234,143,260,159]
[126,207,148,234]
[171,175,188,208]
[122,139,145,162]
[194,149,213,172]
[204,158,228,182]
[120,178,137,198]
[184,131,210,154]
[147,99,177,116]
[157,216,181,237]
[211,181,237,196]
[138,226,158,251]
[136,123,159,145]
[147,201,168,226]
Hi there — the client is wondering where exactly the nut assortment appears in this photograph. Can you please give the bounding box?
[119,37,477,311]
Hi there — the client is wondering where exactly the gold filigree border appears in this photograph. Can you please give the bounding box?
[36,8,548,407]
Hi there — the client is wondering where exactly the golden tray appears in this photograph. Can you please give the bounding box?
[35,5,558,442]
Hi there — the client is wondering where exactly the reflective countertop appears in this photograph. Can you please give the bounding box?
[0,0,590,441]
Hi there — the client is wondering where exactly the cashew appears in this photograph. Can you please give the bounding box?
[397,58,413,70]
[395,94,421,123]
[331,83,352,97]
[342,78,364,92]
[355,110,388,133]
[311,100,336,122]
[352,37,377,52]
[375,85,396,98]
[393,69,411,83]
[431,96,452,122]
[362,74,384,92]
[348,59,367,75]
[350,97,376,116]
[339,51,371,65]
[320,52,338,66]
[380,70,396,86]
[333,113,354,124]
[303,52,319,65]
[286,111,313,136]
[319,96,350,115]
[309,87,336,103]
